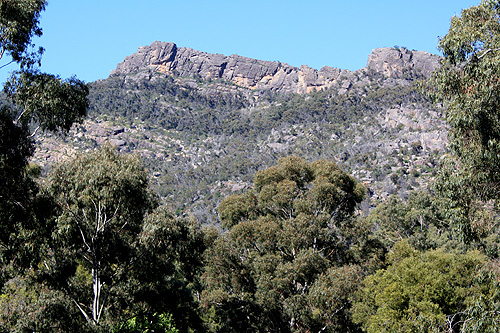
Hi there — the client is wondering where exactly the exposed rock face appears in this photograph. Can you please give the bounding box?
[111,42,441,94]
[366,47,440,79]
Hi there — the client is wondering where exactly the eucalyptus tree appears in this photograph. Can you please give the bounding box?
[0,0,45,66]
[45,146,157,327]
[0,0,88,134]
[0,0,88,283]
[42,146,211,331]
[202,156,380,332]
[430,0,500,242]
[352,241,492,333]
[0,1,93,330]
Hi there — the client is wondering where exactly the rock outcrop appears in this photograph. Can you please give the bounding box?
[111,42,441,94]
[366,47,440,79]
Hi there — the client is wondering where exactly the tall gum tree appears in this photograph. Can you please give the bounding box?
[0,0,88,284]
[46,146,156,326]
[202,156,382,332]
[429,0,500,242]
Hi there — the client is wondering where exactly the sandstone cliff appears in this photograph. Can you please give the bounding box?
[111,42,441,94]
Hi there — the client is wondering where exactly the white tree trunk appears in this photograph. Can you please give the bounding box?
[92,266,102,323]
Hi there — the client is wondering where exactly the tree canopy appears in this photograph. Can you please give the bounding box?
[430,0,500,241]
[202,156,379,332]
[0,0,88,285]
[45,146,156,325]
[0,0,45,66]
[352,241,495,333]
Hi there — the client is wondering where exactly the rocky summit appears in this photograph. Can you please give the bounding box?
[111,41,440,94]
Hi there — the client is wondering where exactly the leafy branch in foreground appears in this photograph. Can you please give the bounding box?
[428,0,500,242]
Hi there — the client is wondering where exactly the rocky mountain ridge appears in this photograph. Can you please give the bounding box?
[111,41,441,94]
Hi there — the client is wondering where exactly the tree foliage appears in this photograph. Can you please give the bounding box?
[202,156,380,332]
[352,240,500,333]
[0,0,88,288]
[0,145,210,331]
[0,272,83,332]
[0,108,35,273]
[0,0,45,66]
[5,69,89,134]
[430,0,500,241]
[367,191,453,251]
[44,146,156,326]
[0,0,88,136]
[131,206,208,332]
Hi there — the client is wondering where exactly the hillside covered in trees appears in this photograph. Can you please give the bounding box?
[2,0,500,332]
[35,42,446,224]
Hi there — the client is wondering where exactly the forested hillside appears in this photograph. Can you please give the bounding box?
[3,0,500,331]
[34,44,446,223]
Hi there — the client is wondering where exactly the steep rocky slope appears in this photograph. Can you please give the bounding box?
[34,42,446,223]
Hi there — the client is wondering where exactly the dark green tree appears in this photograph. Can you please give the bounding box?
[202,156,380,332]
[128,206,209,332]
[0,270,83,332]
[367,190,452,251]
[429,0,500,242]
[0,108,35,274]
[5,68,88,135]
[0,0,45,67]
[1,144,209,331]
[0,0,88,135]
[0,0,88,286]
[39,147,208,331]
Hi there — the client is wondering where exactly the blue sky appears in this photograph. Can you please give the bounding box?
[1,0,481,83]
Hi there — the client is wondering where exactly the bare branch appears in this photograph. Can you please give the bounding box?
[72,298,92,324]
[0,59,14,70]
[59,283,93,325]
[29,125,40,138]
[97,283,109,323]
[15,108,28,124]
[477,48,500,60]
[78,222,91,253]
